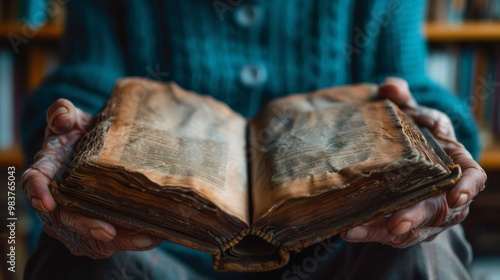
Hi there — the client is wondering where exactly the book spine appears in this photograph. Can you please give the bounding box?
[21,0,47,27]
[0,49,15,149]
[447,0,467,24]
[458,48,474,103]
[428,0,500,21]
[494,56,500,137]
[482,54,496,127]
[472,49,488,123]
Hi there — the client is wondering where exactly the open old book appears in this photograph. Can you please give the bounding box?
[50,78,461,271]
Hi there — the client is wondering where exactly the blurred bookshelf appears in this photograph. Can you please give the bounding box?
[0,0,64,170]
[425,0,500,260]
[425,0,500,170]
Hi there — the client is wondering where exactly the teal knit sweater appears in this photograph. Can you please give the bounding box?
[22,0,480,159]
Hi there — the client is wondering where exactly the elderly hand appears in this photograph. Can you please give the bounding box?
[22,99,162,258]
[341,77,487,248]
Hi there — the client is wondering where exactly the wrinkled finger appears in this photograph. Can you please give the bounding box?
[67,231,162,259]
[106,229,162,252]
[378,77,418,109]
[23,143,79,214]
[46,99,90,136]
[24,101,92,214]
[22,144,74,213]
[405,106,457,140]
[22,166,57,213]
[342,220,405,245]
[50,211,161,255]
[448,165,486,209]
[443,141,486,208]
[342,218,387,242]
[55,208,117,242]
[387,195,446,235]
[342,221,439,248]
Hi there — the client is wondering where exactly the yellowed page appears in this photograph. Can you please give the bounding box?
[249,84,422,221]
[95,78,249,224]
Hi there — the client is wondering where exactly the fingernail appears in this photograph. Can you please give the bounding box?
[90,228,115,241]
[382,77,395,84]
[390,221,412,235]
[453,194,469,208]
[31,198,48,213]
[50,106,69,125]
[132,234,154,248]
[346,226,368,240]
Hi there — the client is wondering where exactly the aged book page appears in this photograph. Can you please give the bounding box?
[86,79,250,224]
[249,84,449,223]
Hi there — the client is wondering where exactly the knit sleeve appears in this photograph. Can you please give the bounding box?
[351,0,481,159]
[21,0,126,160]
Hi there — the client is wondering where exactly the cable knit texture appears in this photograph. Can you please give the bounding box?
[22,0,480,160]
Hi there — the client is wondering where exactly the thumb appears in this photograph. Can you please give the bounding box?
[46,99,89,135]
[378,77,418,109]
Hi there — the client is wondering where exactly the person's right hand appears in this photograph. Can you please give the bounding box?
[22,99,162,259]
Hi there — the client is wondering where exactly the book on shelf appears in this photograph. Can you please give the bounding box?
[50,78,461,271]
[466,0,500,20]
[494,58,500,138]
[0,47,25,168]
[0,49,15,149]
[426,0,500,23]
[0,0,65,27]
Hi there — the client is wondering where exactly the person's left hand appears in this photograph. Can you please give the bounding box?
[341,77,487,248]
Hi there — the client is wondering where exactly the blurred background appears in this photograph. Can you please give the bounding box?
[0,0,500,279]
[426,2,500,279]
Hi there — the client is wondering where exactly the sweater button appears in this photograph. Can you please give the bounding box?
[240,65,267,87]
[233,4,263,27]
